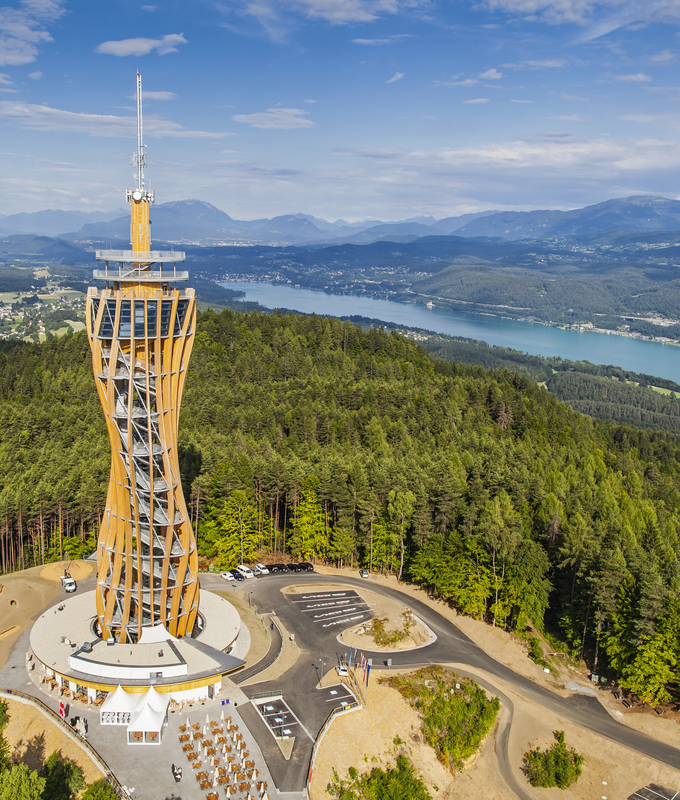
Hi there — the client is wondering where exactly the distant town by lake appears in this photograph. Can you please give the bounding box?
[222,280,680,384]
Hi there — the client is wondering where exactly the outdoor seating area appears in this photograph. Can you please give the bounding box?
[178,713,269,799]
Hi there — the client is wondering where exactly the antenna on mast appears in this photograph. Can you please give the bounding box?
[127,71,154,204]
[136,71,145,191]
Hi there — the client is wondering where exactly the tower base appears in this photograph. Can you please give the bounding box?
[29,590,244,703]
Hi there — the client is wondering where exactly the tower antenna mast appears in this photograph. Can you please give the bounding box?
[135,71,145,191]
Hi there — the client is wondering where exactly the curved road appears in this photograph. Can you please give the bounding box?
[204,571,680,794]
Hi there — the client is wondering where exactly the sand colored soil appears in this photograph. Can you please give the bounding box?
[39,560,94,583]
[0,567,61,672]
[484,663,680,800]
[312,662,680,800]
[3,697,104,783]
[309,678,456,800]
[284,582,432,651]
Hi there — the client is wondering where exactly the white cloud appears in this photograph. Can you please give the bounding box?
[232,107,314,129]
[511,98,535,103]
[141,4,158,9]
[235,0,426,28]
[527,59,566,68]
[561,93,589,100]
[650,49,676,63]
[352,34,412,44]
[337,147,404,158]
[550,114,590,121]
[95,34,187,57]
[614,72,652,82]
[479,0,624,26]
[421,115,439,119]
[464,97,490,104]
[303,98,316,103]
[433,76,479,86]
[387,71,404,83]
[132,91,177,101]
[0,0,65,66]
[27,69,40,79]
[480,68,502,79]
[0,101,225,137]
[617,113,666,122]
[503,59,566,70]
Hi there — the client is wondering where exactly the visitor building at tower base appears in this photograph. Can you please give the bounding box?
[29,589,245,703]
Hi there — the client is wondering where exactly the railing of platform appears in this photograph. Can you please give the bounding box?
[0,685,131,799]
[92,269,189,283]
[95,250,186,262]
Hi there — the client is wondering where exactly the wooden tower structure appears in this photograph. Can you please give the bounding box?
[86,73,199,643]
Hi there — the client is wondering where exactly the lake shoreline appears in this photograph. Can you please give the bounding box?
[224,278,680,347]
[219,279,680,382]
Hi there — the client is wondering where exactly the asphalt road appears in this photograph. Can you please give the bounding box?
[201,571,680,788]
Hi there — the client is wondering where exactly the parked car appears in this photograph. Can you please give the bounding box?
[230,569,245,581]
[255,563,270,574]
[220,571,235,581]
[268,565,280,573]
[286,563,300,572]
[299,562,314,572]
[359,569,369,578]
[236,565,255,579]
[60,573,77,593]
[336,665,349,677]
[276,563,288,572]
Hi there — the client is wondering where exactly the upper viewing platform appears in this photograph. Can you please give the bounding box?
[95,250,188,282]
[96,250,186,263]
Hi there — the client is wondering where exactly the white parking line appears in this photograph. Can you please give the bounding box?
[322,613,367,628]
[299,600,355,610]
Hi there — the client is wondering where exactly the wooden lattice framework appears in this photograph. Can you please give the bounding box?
[85,195,199,643]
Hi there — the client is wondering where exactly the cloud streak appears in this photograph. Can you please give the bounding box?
[96,34,187,57]
[387,71,404,83]
[0,101,225,138]
[0,0,65,66]
[232,107,315,128]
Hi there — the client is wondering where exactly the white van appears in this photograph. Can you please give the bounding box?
[236,565,254,579]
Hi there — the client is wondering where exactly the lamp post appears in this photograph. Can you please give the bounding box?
[318,658,325,689]
[248,591,253,608]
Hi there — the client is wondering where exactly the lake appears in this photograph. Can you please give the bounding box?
[222,280,680,384]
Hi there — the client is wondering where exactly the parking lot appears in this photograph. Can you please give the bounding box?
[287,590,373,630]
[628,786,679,800]
[255,696,307,740]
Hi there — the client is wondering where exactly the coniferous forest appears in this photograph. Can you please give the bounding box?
[1,309,680,706]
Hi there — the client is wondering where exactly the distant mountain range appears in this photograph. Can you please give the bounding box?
[5,194,680,246]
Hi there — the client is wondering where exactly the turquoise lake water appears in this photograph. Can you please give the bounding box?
[222,280,680,384]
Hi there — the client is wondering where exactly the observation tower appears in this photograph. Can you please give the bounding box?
[86,72,198,644]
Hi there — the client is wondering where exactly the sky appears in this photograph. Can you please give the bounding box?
[0,0,678,220]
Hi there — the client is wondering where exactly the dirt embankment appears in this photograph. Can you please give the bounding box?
[3,698,104,783]
[311,664,680,800]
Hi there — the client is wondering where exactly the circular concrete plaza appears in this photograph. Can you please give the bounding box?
[29,589,244,702]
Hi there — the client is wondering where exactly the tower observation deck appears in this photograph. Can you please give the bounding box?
[86,72,198,644]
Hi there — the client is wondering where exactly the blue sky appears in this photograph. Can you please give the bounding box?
[0,0,679,219]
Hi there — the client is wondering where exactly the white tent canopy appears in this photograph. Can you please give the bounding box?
[127,703,165,745]
[134,685,169,715]
[100,685,137,726]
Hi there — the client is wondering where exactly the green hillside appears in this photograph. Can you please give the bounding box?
[1,310,680,705]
